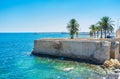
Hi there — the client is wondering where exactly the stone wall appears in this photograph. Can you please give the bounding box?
[32,39,120,64]
[116,29,120,38]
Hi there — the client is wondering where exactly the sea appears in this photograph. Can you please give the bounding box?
[0,32,107,79]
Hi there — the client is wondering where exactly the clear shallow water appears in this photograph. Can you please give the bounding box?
[0,33,106,79]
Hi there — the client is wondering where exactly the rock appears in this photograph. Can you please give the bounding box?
[104,59,120,69]
[114,69,120,73]
[63,67,74,71]
[114,59,120,69]
[104,59,114,67]
[106,73,120,79]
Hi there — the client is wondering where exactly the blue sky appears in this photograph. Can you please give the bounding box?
[0,0,120,32]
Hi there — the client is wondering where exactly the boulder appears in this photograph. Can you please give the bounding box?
[104,59,120,68]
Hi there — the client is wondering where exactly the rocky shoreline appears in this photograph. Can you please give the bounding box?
[32,38,120,64]
[32,37,120,79]
[102,59,120,79]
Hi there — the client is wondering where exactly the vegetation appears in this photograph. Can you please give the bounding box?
[66,16,114,39]
[89,25,96,38]
[97,21,104,38]
[89,16,114,38]
[67,19,79,39]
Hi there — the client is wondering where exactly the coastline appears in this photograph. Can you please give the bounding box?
[32,38,120,64]
[32,37,120,79]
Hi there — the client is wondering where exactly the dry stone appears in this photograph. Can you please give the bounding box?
[32,39,114,64]
[104,59,120,68]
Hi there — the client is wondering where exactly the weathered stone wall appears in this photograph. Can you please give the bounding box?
[32,39,120,64]
[116,29,120,38]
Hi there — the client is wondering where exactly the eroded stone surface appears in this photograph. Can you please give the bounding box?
[116,29,120,38]
[106,73,120,79]
[32,39,120,64]
[104,59,120,69]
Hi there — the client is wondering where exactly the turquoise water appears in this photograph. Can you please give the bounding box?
[0,33,106,79]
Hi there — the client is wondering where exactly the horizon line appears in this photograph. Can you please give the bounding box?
[0,31,90,33]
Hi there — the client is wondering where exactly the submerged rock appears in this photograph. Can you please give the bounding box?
[63,67,74,71]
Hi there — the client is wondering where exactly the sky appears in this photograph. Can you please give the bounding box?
[0,0,120,32]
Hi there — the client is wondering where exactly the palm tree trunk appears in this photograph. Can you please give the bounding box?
[97,31,99,38]
[100,30,103,38]
[71,37,73,39]
[94,32,95,38]
[108,31,110,36]
[71,35,73,39]
[105,30,107,38]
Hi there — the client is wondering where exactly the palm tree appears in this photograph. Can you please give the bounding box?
[76,31,79,38]
[97,21,104,38]
[100,16,114,38]
[89,31,93,37]
[89,25,96,38]
[107,25,114,36]
[95,26,100,38]
[67,19,79,39]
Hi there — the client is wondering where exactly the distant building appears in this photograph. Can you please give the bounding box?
[116,28,120,38]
